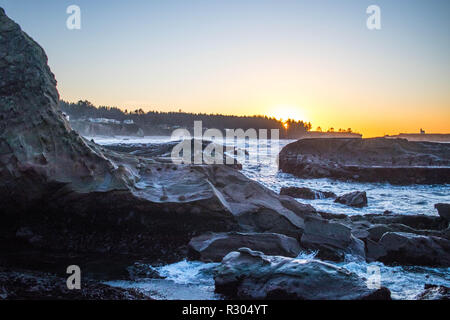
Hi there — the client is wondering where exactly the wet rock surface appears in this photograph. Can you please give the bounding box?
[279,138,450,184]
[334,191,368,208]
[187,232,302,262]
[214,248,391,300]
[416,284,450,300]
[280,186,336,200]
[104,139,243,170]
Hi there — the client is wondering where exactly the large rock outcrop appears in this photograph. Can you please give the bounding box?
[0,8,315,257]
[279,138,450,184]
[214,248,391,300]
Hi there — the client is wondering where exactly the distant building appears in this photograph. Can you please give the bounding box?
[88,118,121,124]
[420,128,425,134]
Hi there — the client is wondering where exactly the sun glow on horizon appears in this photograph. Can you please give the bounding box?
[268,105,309,123]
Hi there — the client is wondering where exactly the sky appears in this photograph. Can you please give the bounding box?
[1,0,449,137]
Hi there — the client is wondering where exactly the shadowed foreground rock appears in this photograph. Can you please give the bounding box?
[0,8,315,258]
[279,138,450,184]
[0,268,148,300]
[435,203,450,223]
[187,232,302,262]
[300,216,365,262]
[214,248,391,300]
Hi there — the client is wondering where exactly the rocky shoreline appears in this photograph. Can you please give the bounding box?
[0,8,448,300]
[278,138,450,184]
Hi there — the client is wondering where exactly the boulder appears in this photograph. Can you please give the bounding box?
[378,232,450,267]
[416,284,450,300]
[0,8,316,257]
[187,232,301,262]
[214,248,391,300]
[279,138,450,184]
[280,187,336,200]
[435,203,450,223]
[300,216,365,261]
[335,191,368,208]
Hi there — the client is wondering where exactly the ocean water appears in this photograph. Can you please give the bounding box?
[92,135,450,216]
[92,135,450,299]
[105,255,450,300]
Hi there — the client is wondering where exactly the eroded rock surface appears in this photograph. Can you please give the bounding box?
[0,8,315,257]
[279,138,450,184]
[300,216,365,262]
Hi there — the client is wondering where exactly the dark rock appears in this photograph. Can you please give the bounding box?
[279,138,450,184]
[104,139,243,170]
[365,239,387,262]
[335,191,368,208]
[435,203,450,223]
[187,232,302,262]
[0,268,149,300]
[300,216,365,262]
[416,284,450,300]
[378,232,450,267]
[0,9,316,258]
[214,248,391,300]
[280,187,336,200]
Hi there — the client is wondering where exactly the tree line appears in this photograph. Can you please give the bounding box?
[60,100,313,138]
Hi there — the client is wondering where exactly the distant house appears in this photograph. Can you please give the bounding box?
[123,119,134,124]
[88,118,121,124]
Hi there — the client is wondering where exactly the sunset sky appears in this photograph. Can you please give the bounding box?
[1,0,449,137]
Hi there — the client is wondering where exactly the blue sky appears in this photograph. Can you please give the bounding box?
[1,0,449,136]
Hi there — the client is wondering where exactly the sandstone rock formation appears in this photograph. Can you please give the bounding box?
[279,138,450,184]
[187,232,302,262]
[279,186,336,200]
[0,8,315,258]
[214,248,391,300]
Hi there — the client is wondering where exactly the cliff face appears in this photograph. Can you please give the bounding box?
[279,138,450,184]
[0,8,315,257]
[0,8,133,209]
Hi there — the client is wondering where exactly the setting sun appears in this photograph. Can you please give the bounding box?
[268,105,308,122]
